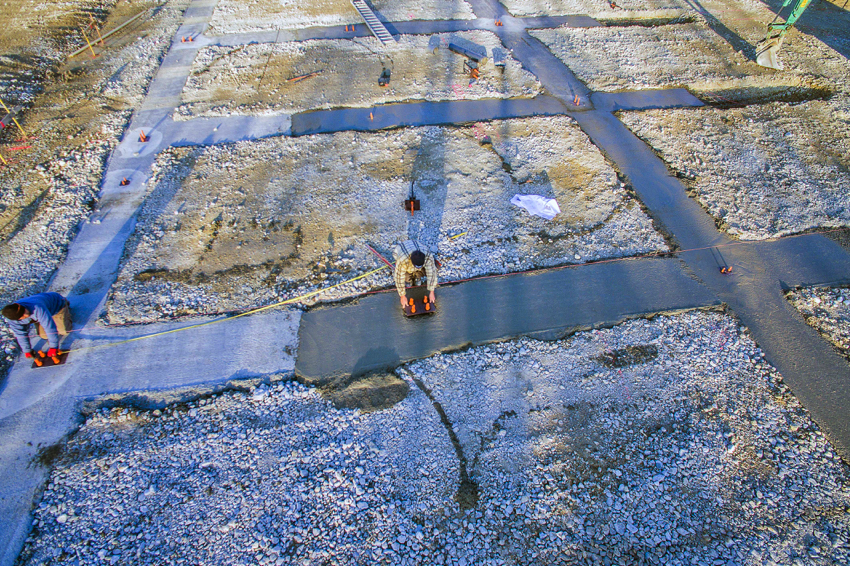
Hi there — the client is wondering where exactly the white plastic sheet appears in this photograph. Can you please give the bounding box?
[510,194,561,220]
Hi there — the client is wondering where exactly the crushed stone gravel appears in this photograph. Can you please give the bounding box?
[18,311,850,565]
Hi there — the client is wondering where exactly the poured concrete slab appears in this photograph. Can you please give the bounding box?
[295,256,720,381]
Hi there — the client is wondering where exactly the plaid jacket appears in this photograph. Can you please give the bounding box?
[393,240,438,296]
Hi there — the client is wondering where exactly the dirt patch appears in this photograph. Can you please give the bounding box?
[321,372,410,411]
[177,32,541,120]
[594,343,658,368]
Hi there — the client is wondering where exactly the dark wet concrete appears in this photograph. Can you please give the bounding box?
[291,96,569,135]
[295,257,720,381]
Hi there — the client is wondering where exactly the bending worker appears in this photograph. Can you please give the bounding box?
[2,292,71,360]
[393,239,438,308]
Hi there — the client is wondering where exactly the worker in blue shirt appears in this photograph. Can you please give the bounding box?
[2,292,71,360]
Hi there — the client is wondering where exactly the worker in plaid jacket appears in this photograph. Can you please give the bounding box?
[392,240,438,308]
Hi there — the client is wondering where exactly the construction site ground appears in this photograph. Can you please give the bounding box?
[0,0,849,564]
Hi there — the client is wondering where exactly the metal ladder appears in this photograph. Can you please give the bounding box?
[350,0,395,44]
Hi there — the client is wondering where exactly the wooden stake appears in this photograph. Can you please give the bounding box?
[90,14,105,46]
[81,27,97,58]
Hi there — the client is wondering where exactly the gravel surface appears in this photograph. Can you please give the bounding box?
[787,286,850,362]
[0,0,189,367]
[105,116,666,323]
[19,311,850,565]
[208,0,475,35]
[176,32,541,120]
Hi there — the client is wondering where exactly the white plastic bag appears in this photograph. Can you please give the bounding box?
[510,194,561,220]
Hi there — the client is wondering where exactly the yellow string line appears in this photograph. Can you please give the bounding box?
[72,265,390,354]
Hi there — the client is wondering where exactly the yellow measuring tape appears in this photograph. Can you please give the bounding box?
[75,265,390,354]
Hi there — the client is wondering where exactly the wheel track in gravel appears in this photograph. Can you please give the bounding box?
[1,0,850,562]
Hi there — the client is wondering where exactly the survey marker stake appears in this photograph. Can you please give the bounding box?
[81,26,97,58]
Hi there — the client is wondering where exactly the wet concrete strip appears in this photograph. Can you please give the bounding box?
[290,96,569,136]
[295,256,720,382]
[0,310,299,421]
[498,31,592,107]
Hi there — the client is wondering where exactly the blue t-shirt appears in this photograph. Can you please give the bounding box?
[6,292,67,353]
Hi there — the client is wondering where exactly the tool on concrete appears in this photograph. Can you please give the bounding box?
[403,285,436,317]
[350,0,395,44]
[31,350,69,369]
[448,37,488,64]
[756,0,813,70]
[711,247,733,274]
[403,183,420,216]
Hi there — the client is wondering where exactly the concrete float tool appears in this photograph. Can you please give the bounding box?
[31,349,69,368]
